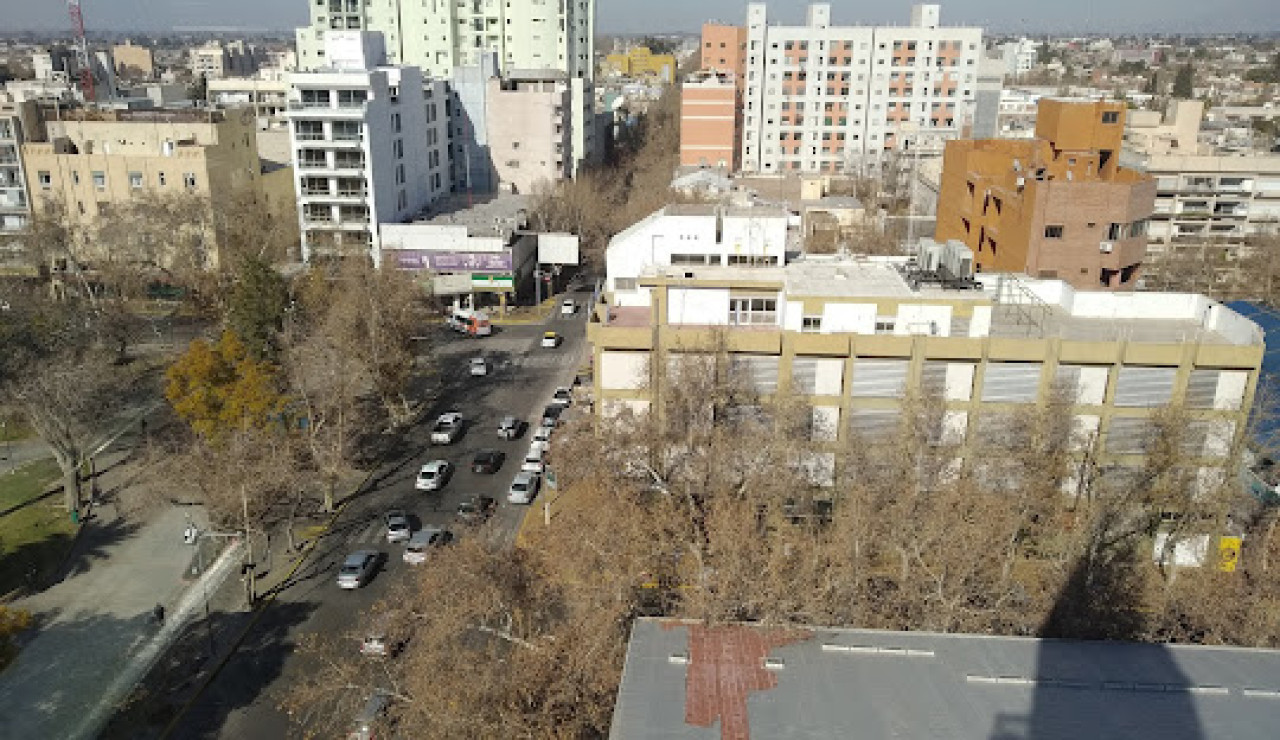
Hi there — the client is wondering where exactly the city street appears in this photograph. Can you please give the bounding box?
[168,295,592,739]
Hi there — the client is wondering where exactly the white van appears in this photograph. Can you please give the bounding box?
[521,441,549,474]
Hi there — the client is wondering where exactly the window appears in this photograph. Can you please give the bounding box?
[71,171,80,185]
[391,112,401,133]
[158,172,167,186]
[128,172,143,189]
[1101,111,1119,124]
[296,120,324,140]
[729,297,778,326]
[801,316,822,333]
[92,171,105,190]
[874,319,896,334]
[183,172,197,189]
[1044,225,1064,238]
[37,171,51,189]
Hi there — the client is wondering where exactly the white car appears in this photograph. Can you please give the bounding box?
[541,331,560,348]
[430,412,464,444]
[533,424,553,444]
[469,357,488,376]
[550,386,573,408]
[560,299,576,315]
[508,471,540,504]
[415,460,452,492]
[521,441,549,474]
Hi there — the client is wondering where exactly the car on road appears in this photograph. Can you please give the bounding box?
[551,386,573,408]
[522,441,549,474]
[469,357,488,376]
[337,550,380,589]
[414,460,453,492]
[541,331,560,348]
[498,415,523,440]
[560,298,576,315]
[456,495,496,524]
[540,404,564,428]
[533,424,553,444]
[508,471,540,504]
[472,449,505,474]
[430,412,464,445]
[384,509,412,543]
[403,527,452,565]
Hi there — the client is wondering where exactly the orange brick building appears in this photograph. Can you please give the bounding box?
[935,99,1156,290]
[700,23,747,84]
[680,71,740,170]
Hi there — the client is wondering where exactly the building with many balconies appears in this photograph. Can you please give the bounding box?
[286,32,451,265]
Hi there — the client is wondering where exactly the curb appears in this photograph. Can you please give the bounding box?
[158,466,375,738]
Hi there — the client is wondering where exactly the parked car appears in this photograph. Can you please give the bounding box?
[533,424,553,444]
[508,471,540,504]
[414,460,453,492]
[541,331,560,348]
[384,509,412,543]
[430,412,464,445]
[540,404,564,428]
[560,298,576,315]
[551,386,573,408]
[456,495,496,524]
[337,550,380,589]
[403,527,452,565]
[360,617,400,657]
[469,357,488,376]
[472,449,505,474]
[522,441,549,474]
[498,415,523,440]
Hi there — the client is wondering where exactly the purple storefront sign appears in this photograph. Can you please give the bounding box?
[394,251,513,273]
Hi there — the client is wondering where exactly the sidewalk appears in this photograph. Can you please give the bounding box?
[0,437,52,476]
[0,452,240,740]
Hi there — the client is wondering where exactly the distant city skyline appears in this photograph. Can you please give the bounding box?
[0,0,1275,35]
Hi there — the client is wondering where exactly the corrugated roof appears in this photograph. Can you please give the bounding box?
[611,618,1280,740]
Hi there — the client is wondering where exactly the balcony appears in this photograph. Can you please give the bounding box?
[298,159,330,170]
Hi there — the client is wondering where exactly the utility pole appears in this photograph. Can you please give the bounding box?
[241,484,255,607]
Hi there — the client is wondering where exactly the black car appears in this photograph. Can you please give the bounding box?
[472,449,505,474]
[456,495,497,524]
[540,404,564,427]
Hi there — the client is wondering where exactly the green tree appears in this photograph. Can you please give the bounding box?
[1173,63,1195,98]
[1037,42,1052,65]
[226,255,289,361]
[165,330,286,441]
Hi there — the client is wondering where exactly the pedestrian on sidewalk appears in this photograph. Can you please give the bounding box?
[152,603,165,626]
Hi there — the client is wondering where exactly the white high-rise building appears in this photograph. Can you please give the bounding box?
[741,3,983,174]
[295,0,593,81]
[286,33,451,265]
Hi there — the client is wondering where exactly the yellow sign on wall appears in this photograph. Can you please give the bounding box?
[1219,536,1242,572]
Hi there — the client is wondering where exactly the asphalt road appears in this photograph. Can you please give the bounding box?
[169,295,592,739]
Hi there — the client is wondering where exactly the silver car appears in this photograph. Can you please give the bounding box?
[384,509,412,543]
[337,550,380,590]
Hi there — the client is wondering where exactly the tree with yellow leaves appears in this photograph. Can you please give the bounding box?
[165,330,286,441]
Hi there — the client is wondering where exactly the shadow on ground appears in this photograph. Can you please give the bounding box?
[103,600,320,740]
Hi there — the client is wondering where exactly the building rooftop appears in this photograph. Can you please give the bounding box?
[635,256,1261,347]
[611,618,1280,740]
[411,191,530,237]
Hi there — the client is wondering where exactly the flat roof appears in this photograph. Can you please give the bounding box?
[611,618,1280,740]
[412,192,530,236]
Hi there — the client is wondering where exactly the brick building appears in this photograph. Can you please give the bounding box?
[679,71,741,170]
[935,99,1156,290]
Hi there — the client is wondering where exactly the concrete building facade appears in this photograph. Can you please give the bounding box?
[1123,101,1280,294]
[588,254,1261,493]
[486,74,572,195]
[0,101,43,259]
[700,23,748,83]
[935,99,1156,290]
[295,0,593,81]
[604,47,677,83]
[286,33,451,265]
[740,3,984,175]
[112,41,155,79]
[20,108,265,270]
[679,71,741,170]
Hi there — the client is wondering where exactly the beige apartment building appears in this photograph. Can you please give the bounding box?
[112,41,155,79]
[588,255,1262,492]
[22,108,281,270]
[487,74,573,195]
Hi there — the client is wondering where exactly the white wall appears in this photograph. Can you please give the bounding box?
[668,288,730,325]
[822,302,878,333]
[896,304,952,336]
[719,213,788,263]
[600,351,649,390]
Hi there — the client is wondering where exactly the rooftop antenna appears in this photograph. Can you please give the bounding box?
[68,0,96,103]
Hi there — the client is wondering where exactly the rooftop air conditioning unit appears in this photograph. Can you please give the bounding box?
[1100,241,1114,253]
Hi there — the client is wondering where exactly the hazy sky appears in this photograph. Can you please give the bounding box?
[1,0,1276,35]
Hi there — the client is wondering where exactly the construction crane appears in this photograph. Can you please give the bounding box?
[68,0,95,102]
